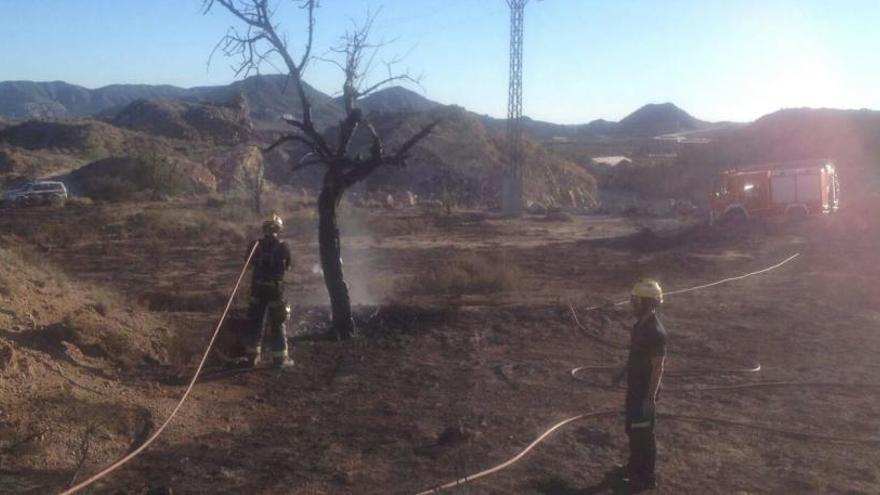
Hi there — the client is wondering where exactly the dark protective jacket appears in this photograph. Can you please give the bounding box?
[248,236,291,297]
[626,313,667,402]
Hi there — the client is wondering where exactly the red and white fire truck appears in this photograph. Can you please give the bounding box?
[710,159,840,224]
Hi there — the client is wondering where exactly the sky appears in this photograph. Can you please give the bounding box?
[0,0,877,124]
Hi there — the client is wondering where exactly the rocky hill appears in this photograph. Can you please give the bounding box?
[268,105,598,209]
[109,96,252,144]
[0,104,264,198]
[192,75,344,130]
[354,86,442,114]
[615,103,709,137]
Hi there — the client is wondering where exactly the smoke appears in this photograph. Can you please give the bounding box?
[337,205,393,307]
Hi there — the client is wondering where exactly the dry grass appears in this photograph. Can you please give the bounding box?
[409,251,523,296]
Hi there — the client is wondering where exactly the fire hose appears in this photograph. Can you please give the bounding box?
[57,243,259,495]
[55,248,879,494]
[414,252,880,495]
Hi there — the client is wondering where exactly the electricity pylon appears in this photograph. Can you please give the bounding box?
[502,0,529,216]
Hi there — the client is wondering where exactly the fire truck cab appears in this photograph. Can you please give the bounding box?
[710,159,839,224]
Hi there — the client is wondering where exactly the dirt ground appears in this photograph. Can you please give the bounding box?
[1,198,878,495]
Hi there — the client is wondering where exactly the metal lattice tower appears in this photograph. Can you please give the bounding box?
[502,0,529,216]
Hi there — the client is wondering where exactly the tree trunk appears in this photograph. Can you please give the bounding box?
[254,174,263,215]
[317,176,355,339]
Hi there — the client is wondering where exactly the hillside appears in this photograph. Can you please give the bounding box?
[354,86,442,114]
[616,102,709,136]
[592,107,880,205]
[109,96,252,144]
[0,76,344,131]
[481,102,716,141]
[657,108,880,199]
[268,106,598,209]
[192,75,344,130]
[2,78,730,142]
[0,237,174,484]
[0,80,190,119]
[0,112,264,198]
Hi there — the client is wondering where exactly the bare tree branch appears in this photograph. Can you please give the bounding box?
[299,0,317,70]
[292,156,324,173]
[358,73,421,99]
[263,133,316,153]
[387,119,441,165]
[205,1,438,340]
[336,108,363,157]
[205,0,327,151]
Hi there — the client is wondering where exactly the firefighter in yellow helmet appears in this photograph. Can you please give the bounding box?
[244,214,293,368]
[610,278,667,491]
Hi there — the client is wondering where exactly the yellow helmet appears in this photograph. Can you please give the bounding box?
[631,278,663,303]
[262,213,283,235]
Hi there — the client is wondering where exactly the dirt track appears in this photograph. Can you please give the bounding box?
[1,201,879,494]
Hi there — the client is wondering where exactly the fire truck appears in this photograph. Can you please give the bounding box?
[710,159,840,224]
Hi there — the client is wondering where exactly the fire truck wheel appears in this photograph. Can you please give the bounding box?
[721,209,748,226]
[786,207,808,223]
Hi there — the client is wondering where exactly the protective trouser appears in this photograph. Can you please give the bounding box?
[624,394,656,482]
[245,288,290,361]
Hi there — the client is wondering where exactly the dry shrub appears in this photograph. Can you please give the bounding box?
[144,290,226,313]
[124,208,247,245]
[65,196,94,208]
[413,252,522,295]
[165,327,203,367]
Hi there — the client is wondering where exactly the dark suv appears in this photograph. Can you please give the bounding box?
[3,181,69,207]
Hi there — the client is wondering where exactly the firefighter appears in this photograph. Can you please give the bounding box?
[610,278,667,491]
[244,213,294,369]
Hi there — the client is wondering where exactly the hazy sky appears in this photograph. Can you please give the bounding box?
[0,0,877,123]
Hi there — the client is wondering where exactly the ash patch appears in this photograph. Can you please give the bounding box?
[291,304,456,341]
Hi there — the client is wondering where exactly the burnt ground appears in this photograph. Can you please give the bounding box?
[1,199,879,494]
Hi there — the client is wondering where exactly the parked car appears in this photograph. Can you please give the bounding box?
[2,180,69,207]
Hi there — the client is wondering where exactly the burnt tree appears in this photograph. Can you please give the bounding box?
[205,0,437,339]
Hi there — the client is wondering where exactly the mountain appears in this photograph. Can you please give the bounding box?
[190,75,344,130]
[581,119,619,135]
[2,77,728,140]
[0,80,190,120]
[355,86,442,114]
[0,76,344,130]
[615,102,708,137]
[478,102,716,141]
